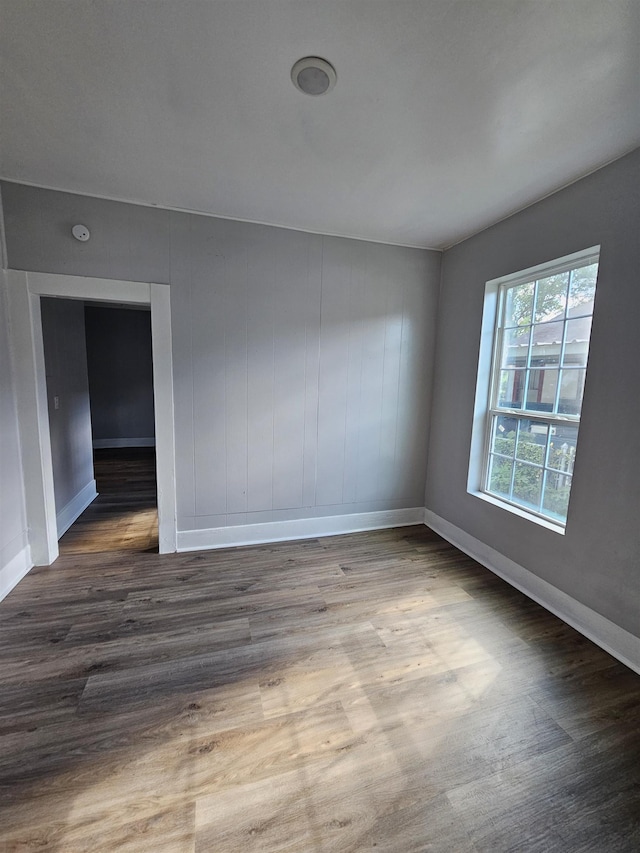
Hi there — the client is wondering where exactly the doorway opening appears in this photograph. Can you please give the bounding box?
[6,271,176,566]
[40,298,160,555]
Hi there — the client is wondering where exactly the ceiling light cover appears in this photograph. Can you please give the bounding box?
[291,57,336,96]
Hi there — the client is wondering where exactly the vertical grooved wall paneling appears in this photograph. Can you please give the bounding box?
[1,182,441,536]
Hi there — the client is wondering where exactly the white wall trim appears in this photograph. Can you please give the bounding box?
[423,508,640,675]
[24,271,151,304]
[6,273,59,564]
[178,507,425,552]
[6,270,177,564]
[93,438,156,449]
[150,283,177,554]
[56,479,97,537]
[0,545,33,603]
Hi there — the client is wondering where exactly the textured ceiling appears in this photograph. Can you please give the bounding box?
[1,1,638,248]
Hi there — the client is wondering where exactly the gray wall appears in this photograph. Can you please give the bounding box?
[427,148,640,637]
[41,298,94,523]
[1,182,441,532]
[85,305,155,445]
[0,272,28,572]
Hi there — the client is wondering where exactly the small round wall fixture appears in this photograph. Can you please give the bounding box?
[72,224,91,242]
[291,57,337,96]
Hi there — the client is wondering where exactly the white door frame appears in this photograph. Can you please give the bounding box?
[6,270,177,564]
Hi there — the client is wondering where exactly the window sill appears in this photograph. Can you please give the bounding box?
[468,489,566,535]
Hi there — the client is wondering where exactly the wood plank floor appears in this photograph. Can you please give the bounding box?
[59,448,158,555]
[1,461,639,851]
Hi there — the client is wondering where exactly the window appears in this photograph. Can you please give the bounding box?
[472,247,599,528]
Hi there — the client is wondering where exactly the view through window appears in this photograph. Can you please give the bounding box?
[484,249,599,525]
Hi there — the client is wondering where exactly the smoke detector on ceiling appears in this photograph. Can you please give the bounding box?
[71,224,90,242]
[291,57,337,96]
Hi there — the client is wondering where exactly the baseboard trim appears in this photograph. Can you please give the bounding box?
[0,545,33,603]
[93,438,156,449]
[177,507,425,552]
[57,480,98,537]
[423,508,640,675]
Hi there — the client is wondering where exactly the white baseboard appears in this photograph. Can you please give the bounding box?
[0,545,33,603]
[57,480,98,537]
[93,438,156,448]
[423,508,640,675]
[177,507,425,552]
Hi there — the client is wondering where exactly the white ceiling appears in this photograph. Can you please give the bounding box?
[1,1,638,249]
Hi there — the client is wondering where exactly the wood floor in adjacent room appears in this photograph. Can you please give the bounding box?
[58,448,159,556]
[1,481,639,851]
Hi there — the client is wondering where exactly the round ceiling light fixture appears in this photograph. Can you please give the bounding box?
[291,57,337,96]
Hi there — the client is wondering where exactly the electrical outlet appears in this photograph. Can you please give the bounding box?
[54,396,60,410]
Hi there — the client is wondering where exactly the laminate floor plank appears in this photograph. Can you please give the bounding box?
[1,619,253,683]
[1,804,196,853]
[446,732,640,853]
[78,621,385,715]
[194,745,440,853]
[1,453,639,851]
[530,663,640,740]
[0,677,87,737]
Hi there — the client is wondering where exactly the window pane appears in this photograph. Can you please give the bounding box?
[542,471,572,522]
[491,415,517,457]
[563,317,591,366]
[488,455,513,498]
[515,422,546,464]
[504,281,534,327]
[568,263,597,312]
[512,462,543,509]
[534,272,569,323]
[548,424,578,473]
[529,320,563,367]
[525,368,558,413]
[500,325,530,368]
[558,369,586,415]
[529,419,550,446]
[497,369,525,408]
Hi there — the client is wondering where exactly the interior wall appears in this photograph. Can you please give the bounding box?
[1,182,441,536]
[0,270,30,582]
[85,305,155,446]
[40,297,95,531]
[426,148,640,638]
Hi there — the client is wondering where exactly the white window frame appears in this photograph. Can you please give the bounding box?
[468,246,600,533]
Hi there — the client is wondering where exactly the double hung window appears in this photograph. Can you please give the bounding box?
[480,248,599,527]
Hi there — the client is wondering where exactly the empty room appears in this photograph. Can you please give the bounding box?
[0,2,639,851]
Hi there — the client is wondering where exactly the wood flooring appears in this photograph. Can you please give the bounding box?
[1,455,639,851]
[59,448,158,555]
